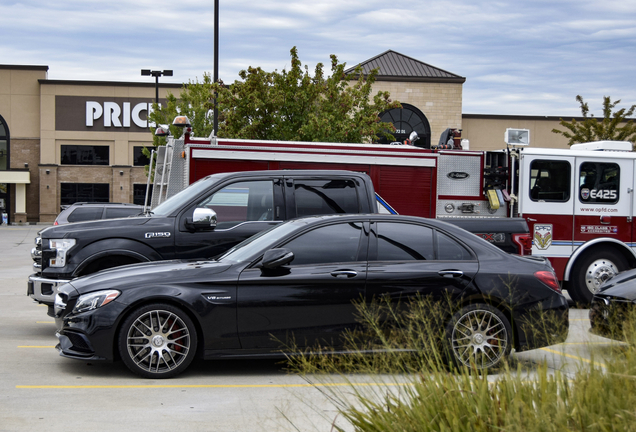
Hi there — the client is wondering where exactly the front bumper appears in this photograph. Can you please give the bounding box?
[589,297,634,341]
[27,274,71,306]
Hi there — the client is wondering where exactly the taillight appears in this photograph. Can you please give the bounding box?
[513,233,533,255]
[535,270,561,293]
[54,221,58,226]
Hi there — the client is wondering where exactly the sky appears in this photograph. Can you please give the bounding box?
[2,0,636,117]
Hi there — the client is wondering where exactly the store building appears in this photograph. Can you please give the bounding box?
[0,52,585,223]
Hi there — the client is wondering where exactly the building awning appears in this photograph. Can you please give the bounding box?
[0,171,30,184]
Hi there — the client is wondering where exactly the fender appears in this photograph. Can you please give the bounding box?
[563,238,636,281]
[72,238,165,277]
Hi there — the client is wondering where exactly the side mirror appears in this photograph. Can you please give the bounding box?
[186,208,217,231]
[409,131,419,144]
[261,248,294,269]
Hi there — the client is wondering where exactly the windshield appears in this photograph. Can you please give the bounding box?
[151,174,226,216]
[216,220,305,264]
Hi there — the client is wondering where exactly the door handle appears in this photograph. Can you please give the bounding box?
[438,270,463,278]
[331,270,358,278]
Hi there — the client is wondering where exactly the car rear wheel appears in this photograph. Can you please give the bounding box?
[118,303,197,379]
[446,303,512,370]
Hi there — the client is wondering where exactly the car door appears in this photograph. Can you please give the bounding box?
[236,220,369,350]
[175,177,284,259]
[365,221,478,304]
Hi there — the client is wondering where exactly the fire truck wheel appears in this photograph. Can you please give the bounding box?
[569,248,628,305]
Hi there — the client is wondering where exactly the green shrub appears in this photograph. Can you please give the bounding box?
[285,296,636,432]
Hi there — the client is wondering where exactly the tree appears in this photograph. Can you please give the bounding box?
[552,95,636,146]
[212,47,401,143]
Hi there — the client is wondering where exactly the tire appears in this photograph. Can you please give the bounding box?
[569,248,628,306]
[446,303,512,370]
[118,303,197,379]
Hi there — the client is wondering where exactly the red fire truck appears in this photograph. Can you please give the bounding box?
[152,119,635,304]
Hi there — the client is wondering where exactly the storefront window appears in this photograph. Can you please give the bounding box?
[0,117,7,171]
[133,184,152,205]
[133,147,151,166]
[60,183,109,205]
[61,145,109,165]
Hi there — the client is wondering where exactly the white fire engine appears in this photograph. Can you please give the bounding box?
[150,118,635,304]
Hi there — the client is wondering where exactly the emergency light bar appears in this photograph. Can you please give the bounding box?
[505,128,530,146]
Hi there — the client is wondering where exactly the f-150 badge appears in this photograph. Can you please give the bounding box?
[534,224,552,250]
[145,232,171,239]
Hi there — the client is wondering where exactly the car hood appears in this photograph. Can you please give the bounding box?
[68,259,232,294]
[598,268,636,301]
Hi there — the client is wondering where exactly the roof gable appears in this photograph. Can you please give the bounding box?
[345,50,465,83]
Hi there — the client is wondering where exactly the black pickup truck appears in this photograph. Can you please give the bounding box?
[29,169,529,314]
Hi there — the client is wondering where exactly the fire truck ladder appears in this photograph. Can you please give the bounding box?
[149,137,187,208]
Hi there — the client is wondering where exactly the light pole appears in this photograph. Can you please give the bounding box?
[141,69,173,105]
[213,0,219,135]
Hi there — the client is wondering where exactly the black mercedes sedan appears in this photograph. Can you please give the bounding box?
[54,214,569,378]
[590,268,636,341]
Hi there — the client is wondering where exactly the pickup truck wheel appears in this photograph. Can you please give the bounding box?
[569,248,628,306]
[446,303,511,370]
[118,303,197,379]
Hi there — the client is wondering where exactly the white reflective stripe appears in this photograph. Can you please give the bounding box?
[191,149,437,167]
[532,245,574,258]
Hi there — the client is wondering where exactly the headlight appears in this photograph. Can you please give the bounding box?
[73,290,121,314]
[48,239,76,267]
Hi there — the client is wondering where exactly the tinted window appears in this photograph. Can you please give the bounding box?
[376,222,435,261]
[133,147,151,166]
[61,183,109,205]
[198,180,274,229]
[294,179,359,217]
[61,145,109,165]
[104,207,141,219]
[283,222,364,266]
[529,160,571,202]
[579,162,619,204]
[133,184,152,206]
[67,207,103,222]
[437,232,473,260]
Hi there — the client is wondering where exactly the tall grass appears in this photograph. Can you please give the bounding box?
[285,296,636,432]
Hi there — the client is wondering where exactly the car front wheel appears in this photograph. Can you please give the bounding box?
[446,303,512,370]
[118,303,197,379]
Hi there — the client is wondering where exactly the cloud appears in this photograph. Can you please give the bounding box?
[1,0,635,116]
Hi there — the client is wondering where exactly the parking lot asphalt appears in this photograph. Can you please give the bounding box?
[0,225,627,432]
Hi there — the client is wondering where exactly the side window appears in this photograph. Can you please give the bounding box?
[436,232,473,261]
[579,162,619,204]
[67,207,103,222]
[198,180,274,229]
[282,222,364,266]
[376,222,435,261]
[294,179,359,217]
[529,160,571,202]
[104,207,141,219]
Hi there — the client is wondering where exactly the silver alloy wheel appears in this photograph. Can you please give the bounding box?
[584,258,619,294]
[126,309,191,374]
[451,308,508,369]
